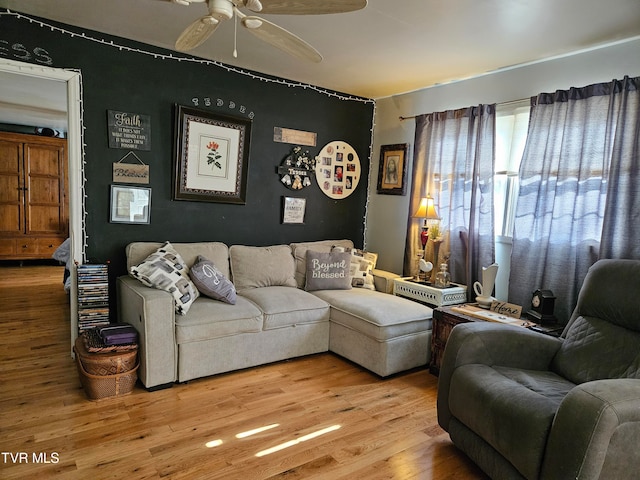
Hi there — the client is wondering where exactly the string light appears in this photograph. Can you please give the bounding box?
[1,9,377,250]
[1,10,373,104]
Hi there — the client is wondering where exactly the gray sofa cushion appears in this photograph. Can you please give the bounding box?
[175,296,263,344]
[240,286,330,330]
[229,244,297,292]
[313,288,432,341]
[450,364,576,480]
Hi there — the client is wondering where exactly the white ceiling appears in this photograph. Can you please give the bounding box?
[0,70,68,132]
[2,0,640,99]
[1,0,639,132]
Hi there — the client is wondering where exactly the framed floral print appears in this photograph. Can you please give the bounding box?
[173,105,252,204]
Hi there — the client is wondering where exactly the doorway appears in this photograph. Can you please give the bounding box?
[0,59,83,356]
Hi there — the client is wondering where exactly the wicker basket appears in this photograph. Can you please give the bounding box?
[74,337,139,400]
[75,336,137,375]
[76,355,138,400]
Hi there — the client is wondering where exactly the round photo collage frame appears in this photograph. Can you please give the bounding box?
[314,141,360,199]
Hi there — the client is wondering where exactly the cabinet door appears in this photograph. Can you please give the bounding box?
[24,141,67,235]
[0,139,24,234]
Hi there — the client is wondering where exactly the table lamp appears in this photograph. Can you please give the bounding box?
[413,195,440,248]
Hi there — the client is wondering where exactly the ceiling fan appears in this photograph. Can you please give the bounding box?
[170,0,367,63]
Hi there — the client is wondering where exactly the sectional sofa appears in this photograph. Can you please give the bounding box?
[117,239,434,390]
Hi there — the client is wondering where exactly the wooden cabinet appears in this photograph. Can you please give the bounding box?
[430,306,481,375]
[0,132,68,260]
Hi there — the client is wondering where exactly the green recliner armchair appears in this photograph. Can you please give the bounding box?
[437,259,640,480]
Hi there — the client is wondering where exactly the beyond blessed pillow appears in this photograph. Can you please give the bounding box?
[189,255,237,305]
[304,250,352,291]
[129,241,199,315]
[332,246,378,290]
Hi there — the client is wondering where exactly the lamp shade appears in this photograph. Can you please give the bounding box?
[413,196,440,220]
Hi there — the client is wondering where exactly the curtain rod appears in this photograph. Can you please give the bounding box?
[398,98,529,122]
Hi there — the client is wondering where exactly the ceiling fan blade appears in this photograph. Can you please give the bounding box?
[175,17,220,51]
[256,0,367,15]
[241,16,322,63]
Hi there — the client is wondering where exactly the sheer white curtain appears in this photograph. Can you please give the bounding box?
[405,105,495,299]
[509,76,640,323]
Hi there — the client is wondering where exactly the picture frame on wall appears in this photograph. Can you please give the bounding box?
[109,185,151,224]
[282,196,307,224]
[173,104,252,204]
[377,143,408,195]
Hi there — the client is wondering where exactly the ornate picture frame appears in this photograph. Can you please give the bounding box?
[173,105,252,204]
[377,143,408,195]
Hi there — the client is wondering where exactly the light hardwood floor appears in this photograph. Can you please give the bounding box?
[0,265,487,480]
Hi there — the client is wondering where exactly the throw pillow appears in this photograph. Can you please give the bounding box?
[290,239,354,288]
[305,250,352,291]
[333,246,378,290]
[129,241,199,315]
[189,255,237,305]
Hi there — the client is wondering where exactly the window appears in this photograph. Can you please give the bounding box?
[494,100,530,238]
[493,100,530,300]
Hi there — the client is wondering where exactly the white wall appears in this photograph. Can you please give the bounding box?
[366,37,640,287]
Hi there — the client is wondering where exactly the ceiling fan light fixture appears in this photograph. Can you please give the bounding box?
[202,15,220,25]
[244,0,263,12]
[243,17,263,29]
[208,0,234,20]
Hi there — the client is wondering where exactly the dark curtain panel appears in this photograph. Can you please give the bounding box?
[509,76,640,323]
[600,76,640,259]
[405,105,495,300]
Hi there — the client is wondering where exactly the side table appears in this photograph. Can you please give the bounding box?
[393,277,467,307]
[430,304,563,376]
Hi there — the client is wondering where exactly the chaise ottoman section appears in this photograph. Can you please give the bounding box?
[312,288,433,376]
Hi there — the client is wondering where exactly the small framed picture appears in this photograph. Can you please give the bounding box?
[110,185,151,224]
[282,196,306,225]
[377,143,408,195]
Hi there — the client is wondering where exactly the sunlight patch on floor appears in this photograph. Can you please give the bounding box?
[255,424,341,457]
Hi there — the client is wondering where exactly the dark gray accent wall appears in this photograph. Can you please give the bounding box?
[1,10,374,285]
